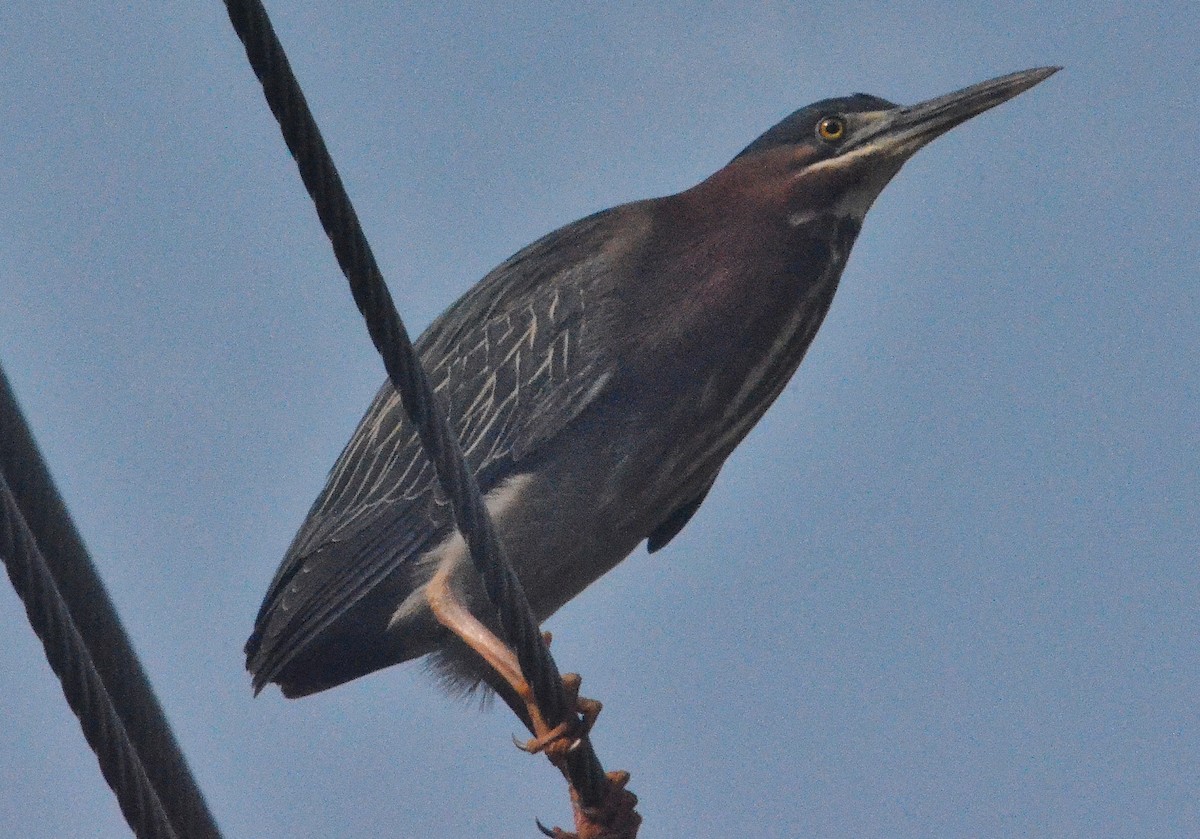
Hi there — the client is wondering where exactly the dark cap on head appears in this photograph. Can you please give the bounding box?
[734,93,897,161]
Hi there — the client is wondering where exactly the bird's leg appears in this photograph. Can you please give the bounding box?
[425,562,548,731]
[427,565,633,838]
[425,563,599,758]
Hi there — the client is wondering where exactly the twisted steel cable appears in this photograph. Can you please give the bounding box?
[0,486,177,839]
[0,368,223,839]
[222,0,609,804]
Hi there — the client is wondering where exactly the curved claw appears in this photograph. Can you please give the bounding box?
[535,818,572,838]
[514,672,604,759]
[518,720,573,755]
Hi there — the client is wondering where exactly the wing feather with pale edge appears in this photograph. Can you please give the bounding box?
[246,208,632,684]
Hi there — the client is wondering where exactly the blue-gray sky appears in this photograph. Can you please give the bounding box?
[1,3,1196,837]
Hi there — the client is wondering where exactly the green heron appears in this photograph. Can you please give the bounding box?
[246,68,1059,728]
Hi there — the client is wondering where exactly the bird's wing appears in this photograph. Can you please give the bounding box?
[646,475,716,553]
[246,208,632,685]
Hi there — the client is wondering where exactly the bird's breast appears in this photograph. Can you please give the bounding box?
[624,213,862,490]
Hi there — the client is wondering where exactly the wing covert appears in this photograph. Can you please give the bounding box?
[247,207,641,683]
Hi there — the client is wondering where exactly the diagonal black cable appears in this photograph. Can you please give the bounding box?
[0,476,176,839]
[222,0,609,805]
[0,367,223,839]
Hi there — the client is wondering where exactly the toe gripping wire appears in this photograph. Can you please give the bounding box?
[223,0,637,832]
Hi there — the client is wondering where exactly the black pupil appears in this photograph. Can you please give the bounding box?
[823,119,841,136]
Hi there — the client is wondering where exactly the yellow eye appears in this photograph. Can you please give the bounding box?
[817,116,846,142]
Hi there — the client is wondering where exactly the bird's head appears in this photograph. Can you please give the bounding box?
[700,67,1060,232]
[627,68,1060,371]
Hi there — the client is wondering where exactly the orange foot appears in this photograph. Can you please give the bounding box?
[517,673,603,760]
[537,771,641,839]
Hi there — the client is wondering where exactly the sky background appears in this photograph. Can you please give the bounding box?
[1,3,1197,837]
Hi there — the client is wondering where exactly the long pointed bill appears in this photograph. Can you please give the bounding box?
[857,67,1060,158]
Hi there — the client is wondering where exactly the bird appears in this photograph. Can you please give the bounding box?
[245,67,1059,727]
